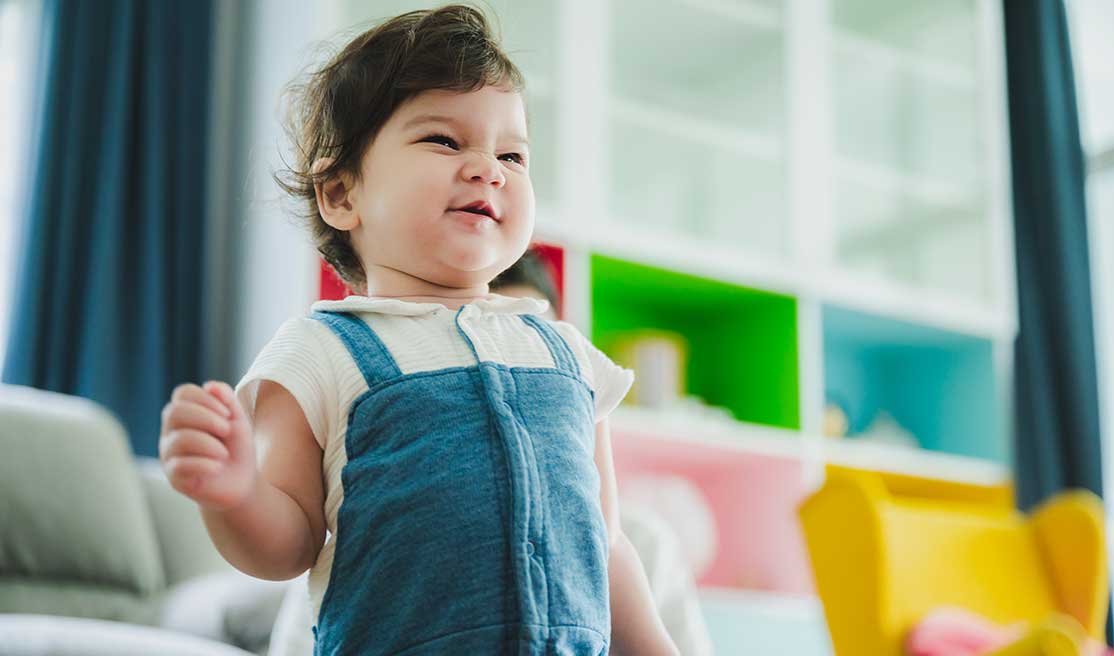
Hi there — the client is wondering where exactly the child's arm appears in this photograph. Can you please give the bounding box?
[160,380,326,581]
[595,418,680,656]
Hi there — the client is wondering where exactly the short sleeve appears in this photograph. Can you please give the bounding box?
[552,321,635,423]
[234,317,337,450]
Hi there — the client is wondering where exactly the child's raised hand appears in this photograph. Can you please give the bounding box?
[159,381,257,511]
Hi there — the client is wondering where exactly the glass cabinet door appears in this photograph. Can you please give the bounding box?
[606,0,789,259]
[829,0,992,303]
[493,0,560,211]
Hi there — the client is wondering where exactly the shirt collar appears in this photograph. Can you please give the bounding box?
[311,293,550,317]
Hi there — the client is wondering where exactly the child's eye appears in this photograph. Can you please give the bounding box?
[422,134,459,149]
[499,153,526,166]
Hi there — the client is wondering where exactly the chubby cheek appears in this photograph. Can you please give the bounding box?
[402,173,452,220]
[504,210,534,252]
[499,174,534,226]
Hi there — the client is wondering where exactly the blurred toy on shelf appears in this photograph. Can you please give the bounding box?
[855,410,919,448]
[822,402,849,438]
[619,473,719,579]
[610,426,815,595]
[654,395,736,423]
[608,329,688,408]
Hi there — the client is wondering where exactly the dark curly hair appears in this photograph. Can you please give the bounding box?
[275,4,526,290]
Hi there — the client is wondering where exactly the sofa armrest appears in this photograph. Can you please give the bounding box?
[799,468,891,655]
[1030,491,1109,639]
[0,386,164,599]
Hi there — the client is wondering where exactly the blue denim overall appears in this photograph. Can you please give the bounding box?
[309,304,611,655]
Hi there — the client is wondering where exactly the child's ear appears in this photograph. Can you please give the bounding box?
[312,157,360,231]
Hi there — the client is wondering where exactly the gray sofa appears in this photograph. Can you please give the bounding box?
[0,384,290,655]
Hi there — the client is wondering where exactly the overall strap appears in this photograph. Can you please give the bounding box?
[310,311,401,388]
[519,315,581,378]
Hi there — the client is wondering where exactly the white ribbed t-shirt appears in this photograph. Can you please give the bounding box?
[233,293,634,621]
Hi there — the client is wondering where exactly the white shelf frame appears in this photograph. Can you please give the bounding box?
[673,0,783,31]
[832,28,977,91]
[610,405,1012,488]
[607,95,783,164]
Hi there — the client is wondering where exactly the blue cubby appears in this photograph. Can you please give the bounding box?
[822,305,1006,463]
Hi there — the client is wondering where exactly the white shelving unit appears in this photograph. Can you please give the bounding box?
[609,405,1011,489]
[320,1,1017,652]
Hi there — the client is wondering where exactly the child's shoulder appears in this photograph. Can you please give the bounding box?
[268,314,341,349]
[544,318,589,348]
[242,315,349,385]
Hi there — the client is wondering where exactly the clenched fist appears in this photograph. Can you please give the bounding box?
[159,381,256,511]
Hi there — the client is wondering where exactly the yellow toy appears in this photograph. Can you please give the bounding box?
[799,466,1108,656]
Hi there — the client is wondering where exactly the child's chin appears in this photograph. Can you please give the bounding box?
[427,259,503,285]
[433,251,504,284]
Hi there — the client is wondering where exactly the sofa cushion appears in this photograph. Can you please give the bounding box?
[136,458,231,586]
[0,385,164,598]
[0,578,160,626]
[157,569,290,653]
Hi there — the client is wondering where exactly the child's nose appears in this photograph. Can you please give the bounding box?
[461,151,505,187]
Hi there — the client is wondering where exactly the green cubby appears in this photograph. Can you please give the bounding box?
[589,254,800,429]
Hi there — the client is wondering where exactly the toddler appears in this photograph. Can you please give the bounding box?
[158,5,678,655]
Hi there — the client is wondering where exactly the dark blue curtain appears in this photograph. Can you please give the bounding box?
[1003,0,1110,639]
[2,0,214,458]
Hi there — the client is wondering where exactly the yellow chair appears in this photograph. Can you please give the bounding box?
[799,466,1108,656]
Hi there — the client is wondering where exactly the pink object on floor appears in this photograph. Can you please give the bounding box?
[906,608,1114,656]
[905,608,1024,656]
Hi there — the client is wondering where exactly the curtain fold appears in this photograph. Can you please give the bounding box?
[2,0,214,457]
[1003,0,1109,638]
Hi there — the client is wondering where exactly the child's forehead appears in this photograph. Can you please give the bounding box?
[393,87,528,140]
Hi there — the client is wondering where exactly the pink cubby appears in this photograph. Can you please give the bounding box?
[611,427,815,595]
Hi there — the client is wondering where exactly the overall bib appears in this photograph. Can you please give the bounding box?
[309,304,611,655]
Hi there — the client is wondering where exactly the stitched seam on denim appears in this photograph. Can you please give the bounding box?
[311,311,401,384]
[507,369,549,558]
[521,314,581,378]
[313,386,375,633]
[530,314,574,373]
[536,315,581,377]
[512,375,561,627]
[508,368,596,419]
[519,314,563,369]
[453,308,529,628]
[350,365,591,403]
[500,367,544,625]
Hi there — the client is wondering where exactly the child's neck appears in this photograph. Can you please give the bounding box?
[362,266,492,311]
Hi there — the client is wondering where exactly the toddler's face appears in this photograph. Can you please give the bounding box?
[343,85,534,291]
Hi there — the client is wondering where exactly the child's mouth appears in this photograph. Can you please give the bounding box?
[448,209,498,228]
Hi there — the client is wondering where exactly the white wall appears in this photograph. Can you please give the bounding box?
[0,0,39,372]
[226,0,332,378]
